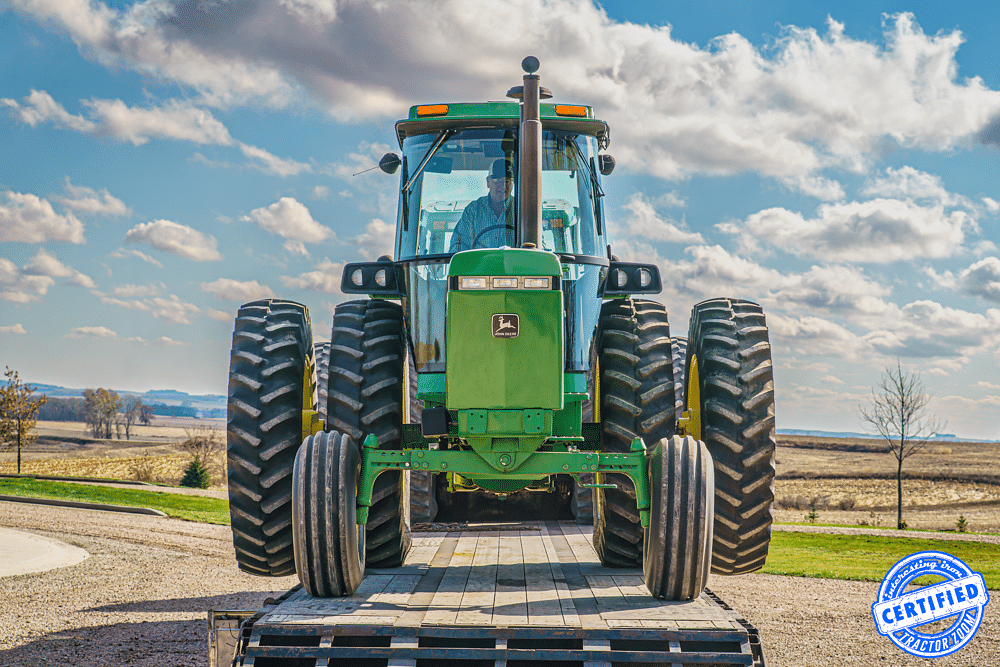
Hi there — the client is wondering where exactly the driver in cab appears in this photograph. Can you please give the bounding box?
[448,158,515,252]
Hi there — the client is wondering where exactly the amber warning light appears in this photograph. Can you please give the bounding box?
[416,104,449,116]
[554,105,588,117]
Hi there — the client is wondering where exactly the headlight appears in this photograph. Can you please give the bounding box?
[637,268,652,288]
[351,268,364,286]
[459,276,488,289]
[614,269,627,288]
[375,269,387,287]
[492,277,519,289]
[523,277,550,289]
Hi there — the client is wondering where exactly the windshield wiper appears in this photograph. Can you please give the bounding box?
[402,130,455,194]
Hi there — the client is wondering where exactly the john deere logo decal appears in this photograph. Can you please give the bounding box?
[492,314,519,338]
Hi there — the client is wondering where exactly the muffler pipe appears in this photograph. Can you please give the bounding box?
[518,56,542,249]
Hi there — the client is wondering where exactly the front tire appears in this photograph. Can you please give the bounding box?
[685,298,775,575]
[644,436,714,601]
[292,430,365,597]
[226,299,315,577]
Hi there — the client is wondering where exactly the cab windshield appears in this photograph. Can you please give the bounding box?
[396,128,605,258]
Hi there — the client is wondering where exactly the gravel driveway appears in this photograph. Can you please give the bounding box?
[1,502,996,666]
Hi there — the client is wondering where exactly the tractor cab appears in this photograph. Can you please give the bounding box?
[379,103,639,381]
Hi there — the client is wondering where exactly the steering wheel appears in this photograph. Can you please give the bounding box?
[472,224,515,249]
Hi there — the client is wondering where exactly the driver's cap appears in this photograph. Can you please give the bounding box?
[489,158,514,180]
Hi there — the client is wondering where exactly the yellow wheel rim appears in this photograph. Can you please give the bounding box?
[679,353,702,440]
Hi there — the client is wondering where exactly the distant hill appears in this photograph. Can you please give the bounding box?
[30,382,226,414]
[777,428,996,444]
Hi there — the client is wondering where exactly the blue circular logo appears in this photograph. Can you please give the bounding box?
[872,550,990,658]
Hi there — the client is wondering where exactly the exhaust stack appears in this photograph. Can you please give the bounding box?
[514,56,548,248]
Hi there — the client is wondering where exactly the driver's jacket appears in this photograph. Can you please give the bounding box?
[448,195,515,252]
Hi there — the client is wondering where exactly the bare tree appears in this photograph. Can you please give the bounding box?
[83,388,122,439]
[139,403,155,426]
[180,426,225,480]
[859,360,944,529]
[0,367,48,474]
[120,395,143,440]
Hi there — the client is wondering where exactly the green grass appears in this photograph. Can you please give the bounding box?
[3,479,998,589]
[764,532,1000,589]
[0,478,230,525]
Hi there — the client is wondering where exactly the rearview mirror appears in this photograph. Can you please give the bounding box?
[599,154,615,176]
[379,153,401,174]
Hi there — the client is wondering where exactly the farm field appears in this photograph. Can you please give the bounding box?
[774,435,1000,532]
[0,418,226,486]
[3,424,998,532]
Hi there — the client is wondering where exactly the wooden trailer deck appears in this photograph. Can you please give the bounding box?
[222,522,764,666]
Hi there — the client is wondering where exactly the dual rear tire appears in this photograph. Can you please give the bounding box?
[684,299,776,575]
[593,298,676,568]
[226,299,316,577]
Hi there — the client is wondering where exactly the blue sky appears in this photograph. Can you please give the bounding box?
[1,1,998,439]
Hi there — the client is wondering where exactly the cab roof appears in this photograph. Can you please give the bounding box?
[395,101,610,148]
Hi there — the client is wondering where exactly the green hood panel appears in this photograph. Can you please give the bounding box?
[448,248,561,277]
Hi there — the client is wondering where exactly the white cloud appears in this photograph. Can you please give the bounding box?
[861,166,969,208]
[863,301,1000,360]
[955,257,1000,303]
[110,247,164,267]
[242,197,334,244]
[21,249,96,289]
[148,295,200,325]
[3,90,233,145]
[66,326,118,339]
[152,336,187,347]
[92,291,151,312]
[821,375,846,386]
[280,258,344,293]
[0,249,96,303]
[0,190,85,244]
[768,264,891,316]
[349,218,395,261]
[1,89,97,132]
[653,191,686,209]
[0,324,27,334]
[201,278,275,302]
[112,283,161,298]
[205,308,235,322]
[327,141,395,180]
[778,175,845,202]
[54,177,131,216]
[618,193,704,245]
[64,325,186,346]
[123,219,223,261]
[84,97,235,146]
[237,143,311,177]
[14,4,999,182]
[4,90,306,177]
[767,313,868,359]
[983,197,1000,213]
[729,198,970,263]
[93,288,200,324]
[632,244,786,299]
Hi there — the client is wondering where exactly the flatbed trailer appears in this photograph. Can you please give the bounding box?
[210,522,764,666]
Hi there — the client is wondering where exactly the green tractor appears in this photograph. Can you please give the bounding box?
[225,57,776,601]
